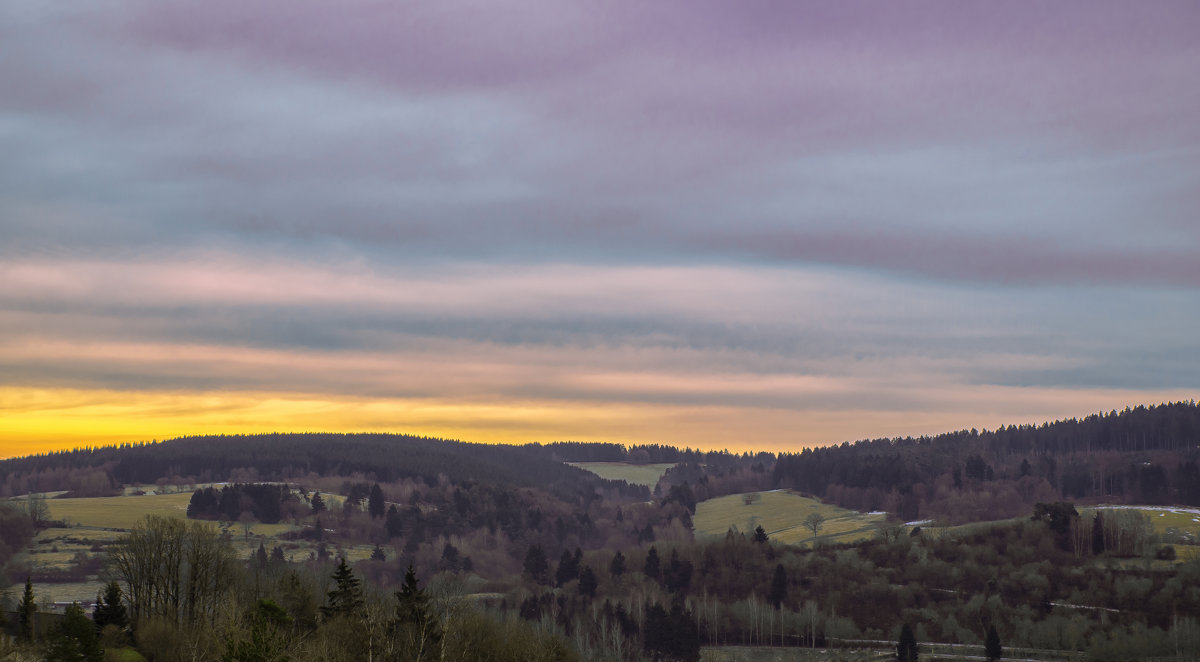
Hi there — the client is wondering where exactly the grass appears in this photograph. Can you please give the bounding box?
[43,492,297,536]
[46,493,195,530]
[1091,505,1200,538]
[693,490,886,546]
[568,462,676,488]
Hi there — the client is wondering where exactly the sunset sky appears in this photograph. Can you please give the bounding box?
[2,2,1198,458]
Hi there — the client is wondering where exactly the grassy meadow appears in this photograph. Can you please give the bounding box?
[568,462,676,488]
[693,490,886,546]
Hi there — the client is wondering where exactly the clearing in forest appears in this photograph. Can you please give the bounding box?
[693,490,886,546]
[568,462,676,488]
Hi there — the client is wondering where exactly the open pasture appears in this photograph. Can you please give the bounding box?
[1092,505,1200,538]
[693,490,885,546]
[568,462,676,488]
[46,492,194,530]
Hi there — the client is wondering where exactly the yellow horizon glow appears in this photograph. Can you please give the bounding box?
[2,385,1195,461]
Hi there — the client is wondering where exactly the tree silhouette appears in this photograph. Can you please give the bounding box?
[523,545,548,584]
[610,550,626,579]
[804,512,825,538]
[321,558,364,618]
[93,581,129,632]
[44,602,103,662]
[18,577,35,641]
[368,483,385,519]
[768,564,787,609]
[985,624,1002,661]
[395,565,440,662]
[897,623,919,662]
[644,546,661,581]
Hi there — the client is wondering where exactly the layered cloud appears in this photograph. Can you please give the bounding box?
[1,1,1197,456]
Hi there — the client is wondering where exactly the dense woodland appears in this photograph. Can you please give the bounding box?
[1,401,1199,660]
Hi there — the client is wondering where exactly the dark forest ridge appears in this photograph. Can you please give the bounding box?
[3,400,1198,520]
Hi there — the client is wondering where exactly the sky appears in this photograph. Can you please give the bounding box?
[2,1,1199,458]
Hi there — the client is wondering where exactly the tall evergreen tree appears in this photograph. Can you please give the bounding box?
[1092,512,1106,555]
[44,602,103,662]
[555,548,579,587]
[368,483,385,519]
[18,577,36,641]
[768,564,787,609]
[897,623,919,662]
[610,551,626,579]
[311,492,326,515]
[578,566,598,598]
[523,545,548,584]
[92,581,129,632]
[321,558,364,619]
[394,565,440,662]
[644,546,661,581]
[985,624,1002,661]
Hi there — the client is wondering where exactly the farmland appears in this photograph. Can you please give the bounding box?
[693,490,886,546]
[568,461,676,488]
[9,490,383,605]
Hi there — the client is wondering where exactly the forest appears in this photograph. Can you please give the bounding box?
[1,401,1199,661]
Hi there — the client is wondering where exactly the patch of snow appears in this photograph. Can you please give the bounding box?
[905,519,932,526]
[867,511,887,516]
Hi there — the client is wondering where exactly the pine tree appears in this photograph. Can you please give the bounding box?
[897,623,919,662]
[255,542,268,569]
[368,483,385,519]
[610,551,626,578]
[18,577,36,641]
[768,564,787,609]
[92,581,129,632]
[523,545,549,584]
[395,566,441,662]
[1092,512,1106,555]
[753,525,769,543]
[985,624,1002,661]
[578,566,598,598]
[644,546,661,581]
[311,492,326,515]
[555,549,580,587]
[321,558,364,619]
[44,602,103,662]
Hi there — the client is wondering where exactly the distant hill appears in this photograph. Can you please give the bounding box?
[0,433,650,501]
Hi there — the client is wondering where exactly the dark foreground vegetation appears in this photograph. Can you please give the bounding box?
[1,401,1199,660]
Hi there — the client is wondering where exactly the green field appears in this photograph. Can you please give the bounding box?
[568,462,676,488]
[39,492,298,536]
[693,490,886,546]
[45,492,195,529]
[1093,505,1200,539]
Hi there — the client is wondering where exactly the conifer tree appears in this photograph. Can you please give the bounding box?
[92,581,129,632]
[610,550,626,579]
[394,565,440,662]
[321,558,364,619]
[44,602,103,662]
[523,545,548,584]
[368,483,385,519]
[644,546,661,581]
[768,564,787,609]
[18,577,36,641]
[897,623,919,662]
[985,624,1002,661]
